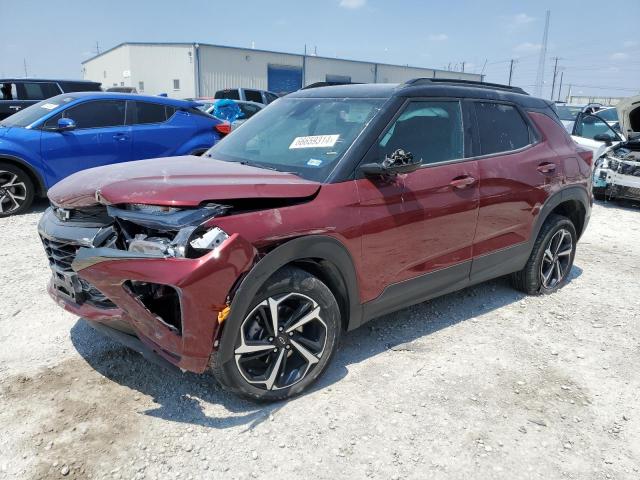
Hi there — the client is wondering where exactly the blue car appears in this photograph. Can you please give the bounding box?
[0,92,226,216]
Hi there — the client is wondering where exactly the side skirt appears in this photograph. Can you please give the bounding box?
[359,242,532,325]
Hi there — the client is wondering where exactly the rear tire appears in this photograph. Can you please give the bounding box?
[212,266,341,401]
[0,162,34,217]
[511,214,577,295]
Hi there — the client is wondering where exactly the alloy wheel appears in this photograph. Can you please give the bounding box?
[540,228,573,289]
[0,170,28,214]
[234,292,328,391]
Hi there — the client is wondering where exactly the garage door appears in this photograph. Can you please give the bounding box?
[268,65,302,95]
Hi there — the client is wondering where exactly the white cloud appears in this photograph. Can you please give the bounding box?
[610,52,629,61]
[513,13,535,24]
[428,33,449,41]
[623,40,638,48]
[503,13,535,32]
[339,0,366,8]
[513,42,542,53]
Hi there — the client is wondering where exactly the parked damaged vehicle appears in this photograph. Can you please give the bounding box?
[572,95,640,201]
[39,79,593,401]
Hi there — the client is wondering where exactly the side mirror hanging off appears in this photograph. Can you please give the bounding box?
[360,149,422,177]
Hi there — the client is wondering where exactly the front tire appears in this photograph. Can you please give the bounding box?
[511,214,577,295]
[0,162,34,217]
[212,266,341,401]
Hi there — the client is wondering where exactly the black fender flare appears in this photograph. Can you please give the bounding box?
[216,235,362,365]
[531,185,591,244]
[0,154,47,197]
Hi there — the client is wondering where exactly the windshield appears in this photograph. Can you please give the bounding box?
[555,105,583,121]
[597,108,619,122]
[0,94,76,128]
[206,97,385,181]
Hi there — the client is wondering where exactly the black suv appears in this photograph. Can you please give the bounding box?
[0,79,102,120]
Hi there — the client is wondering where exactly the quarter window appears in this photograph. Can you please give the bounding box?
[63,100,126,129]
[379,101,464,165]
[475,102,530,155]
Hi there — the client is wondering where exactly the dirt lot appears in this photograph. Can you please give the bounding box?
[1,199,639,480]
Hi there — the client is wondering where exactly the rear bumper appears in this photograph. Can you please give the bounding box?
[39,208,257,373]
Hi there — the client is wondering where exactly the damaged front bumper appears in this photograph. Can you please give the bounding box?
[593,144,640,200]
[38,207,256,373]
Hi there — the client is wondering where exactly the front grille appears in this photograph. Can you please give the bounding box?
[41,237,76,272]
[40,207,117,308]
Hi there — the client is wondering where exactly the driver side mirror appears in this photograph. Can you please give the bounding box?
[57,117,76,132]
[593,133,614,146]
[360,149,422,177]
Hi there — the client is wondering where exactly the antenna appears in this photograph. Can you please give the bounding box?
[535,10,550,97]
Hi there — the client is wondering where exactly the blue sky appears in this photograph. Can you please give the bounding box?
[2,0,639,99]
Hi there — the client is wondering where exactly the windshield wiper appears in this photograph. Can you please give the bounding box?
[237,160,282,172]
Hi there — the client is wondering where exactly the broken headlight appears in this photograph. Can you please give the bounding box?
[109,203,231,259]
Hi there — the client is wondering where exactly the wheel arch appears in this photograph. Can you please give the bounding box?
[0,154,47,197]
[533,186,590,243]
[216,235,362,365]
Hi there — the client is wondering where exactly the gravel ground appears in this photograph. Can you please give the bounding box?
[1,198,639,480]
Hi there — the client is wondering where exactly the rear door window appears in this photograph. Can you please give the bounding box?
[475,102,531,155]
[18,82,61,100]
[244,89,264,103]
[63,100,126,129]
[131,101,169,124]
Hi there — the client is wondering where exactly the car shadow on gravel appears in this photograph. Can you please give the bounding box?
[594,198,640,210]
[69,268,582,430]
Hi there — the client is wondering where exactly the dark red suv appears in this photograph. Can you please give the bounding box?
[39,79,593,400]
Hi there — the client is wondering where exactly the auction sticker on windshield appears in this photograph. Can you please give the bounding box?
[289,134,339,149]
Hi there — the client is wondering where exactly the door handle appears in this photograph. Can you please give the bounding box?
[8,106,21,111]
[113,133,128,141]
[450,175,477,189]
[537,162,556,173]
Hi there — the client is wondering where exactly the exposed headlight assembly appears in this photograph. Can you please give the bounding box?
[109,203,232,259]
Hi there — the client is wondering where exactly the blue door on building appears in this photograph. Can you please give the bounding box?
[268,65,303,94]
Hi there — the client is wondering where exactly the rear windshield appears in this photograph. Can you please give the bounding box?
[0,94,76,127]
[215,90,240,100]
[206,97,384,182]
[555,105,583,121]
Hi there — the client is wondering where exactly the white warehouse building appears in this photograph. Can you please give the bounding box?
[82,42,483,99]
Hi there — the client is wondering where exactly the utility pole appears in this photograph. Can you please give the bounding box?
[23,58,28,78]
[550,56,560,100]
[535,10,551,97]
[508,59,515,86]
[557,71,564,101]
[95,41,101,55]
[461,61,465,73]
[566,84,572,103]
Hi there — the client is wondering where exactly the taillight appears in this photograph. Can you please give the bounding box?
[215,122,231,135]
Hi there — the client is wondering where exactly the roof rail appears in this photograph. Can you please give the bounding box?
[403,78,529,95]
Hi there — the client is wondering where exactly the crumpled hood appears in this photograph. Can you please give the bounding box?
[48,155,321,208]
